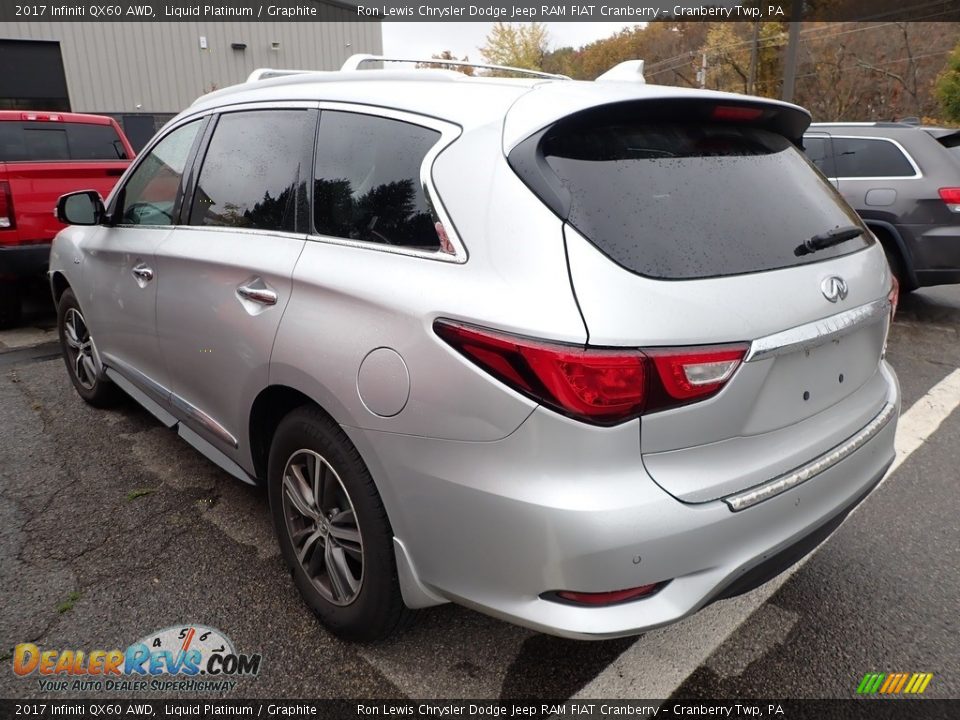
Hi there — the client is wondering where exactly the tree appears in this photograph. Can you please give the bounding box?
[418,50,474,76]
[480,23,550,71]
[701,22,784,97]
[937,40,960,122]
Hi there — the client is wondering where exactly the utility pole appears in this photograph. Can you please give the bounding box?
[781,2,803,102]
[698,51,707,89]
[748,21,759,95]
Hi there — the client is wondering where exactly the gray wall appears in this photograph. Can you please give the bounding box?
[1,19,382,115]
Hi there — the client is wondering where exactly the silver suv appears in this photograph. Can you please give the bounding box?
[50,56,900,641]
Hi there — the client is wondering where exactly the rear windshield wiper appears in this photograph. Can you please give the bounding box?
[794,225,864,257]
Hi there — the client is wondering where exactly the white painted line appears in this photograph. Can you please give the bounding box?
[575,368,960,699]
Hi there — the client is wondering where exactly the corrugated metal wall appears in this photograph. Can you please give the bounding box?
[1,17,382,114]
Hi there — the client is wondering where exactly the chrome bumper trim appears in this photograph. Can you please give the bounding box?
[724,401,897,512]
[745,299,890,363]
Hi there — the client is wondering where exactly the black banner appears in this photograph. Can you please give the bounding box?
[2,0,959,23]
[0,700,958,720]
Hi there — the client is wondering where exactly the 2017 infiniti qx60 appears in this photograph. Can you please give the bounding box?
[50,56,900,640]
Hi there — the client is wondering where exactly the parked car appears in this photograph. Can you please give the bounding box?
[804,121,960,291]
[49,57,900,641]
[0,111,134,326]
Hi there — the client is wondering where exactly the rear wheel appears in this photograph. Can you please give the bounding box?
[57,288,120,406]
[267,405,414,641]
[872,229,915,293]
[0,281,21,329]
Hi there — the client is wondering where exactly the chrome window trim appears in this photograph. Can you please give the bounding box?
[306,101,468,264]
[745,298,890,363]
[821,134,922,180]
[723,401,897,511]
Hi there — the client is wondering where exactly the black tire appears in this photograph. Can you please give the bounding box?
[876,235,916,293]
[56,288,120,407]
[0,281,22,329]
[268,405,414,641]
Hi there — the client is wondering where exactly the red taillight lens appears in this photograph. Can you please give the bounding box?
[433,320,647,424]
[888,274,899,322]
[712,105,764,122]
[648,347,747,401]
[938,187,960,212]
[552,583,664,606]
[434,320,746,424]
[0,181,14,230]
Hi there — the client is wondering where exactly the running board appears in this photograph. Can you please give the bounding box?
[104,367,256,486]
[178,425,256,486]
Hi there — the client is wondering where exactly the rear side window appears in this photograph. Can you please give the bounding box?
[189,109,315,233]
[313,111,441,249]
[832,137,916,178]
[521,119,870,280]
[802,136,835,177]
[0,121,127,161]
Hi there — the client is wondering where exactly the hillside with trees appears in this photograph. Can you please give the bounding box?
[462,21,960,123]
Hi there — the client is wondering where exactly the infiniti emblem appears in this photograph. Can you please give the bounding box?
[821,276,849,303]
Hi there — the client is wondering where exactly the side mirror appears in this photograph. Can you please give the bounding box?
[56,191,105,226]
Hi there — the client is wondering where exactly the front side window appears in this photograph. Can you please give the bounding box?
[189,110,314,232]
[832,137,916,178]
[313,111,441,250]
[119,120,201,226]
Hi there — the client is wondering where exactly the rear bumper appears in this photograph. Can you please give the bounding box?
[347,362,900,639]
[899,223,960,286]
[0,243,51,279]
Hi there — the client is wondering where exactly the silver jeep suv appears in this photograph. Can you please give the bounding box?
[50,56,900,641]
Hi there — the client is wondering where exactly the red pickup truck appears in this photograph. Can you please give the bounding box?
[0,111,134,326]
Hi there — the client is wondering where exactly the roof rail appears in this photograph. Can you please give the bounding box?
[341,53,570,80]
[246,68,316,82]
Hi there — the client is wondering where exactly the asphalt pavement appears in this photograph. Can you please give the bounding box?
[0,283,957,701]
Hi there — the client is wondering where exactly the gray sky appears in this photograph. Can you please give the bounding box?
[381,22,643,62]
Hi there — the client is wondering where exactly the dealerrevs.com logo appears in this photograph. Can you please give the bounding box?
[12,625,261,693]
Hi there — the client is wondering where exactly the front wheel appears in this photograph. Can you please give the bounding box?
[267,405,414,641]
[57,288,120,407]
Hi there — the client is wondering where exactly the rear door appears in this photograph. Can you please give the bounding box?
[509,99,894,502]
[154,106,316,457]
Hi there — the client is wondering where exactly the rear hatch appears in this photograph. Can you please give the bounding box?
[508,92,894,503]
[0,114,131,245]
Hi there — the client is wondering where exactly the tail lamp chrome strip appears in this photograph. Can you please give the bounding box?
[745,298,890,363]
[724,401,897,512]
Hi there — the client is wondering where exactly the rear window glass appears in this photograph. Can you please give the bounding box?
[537,121,870,280]
[0,121,127,161]
[832,137,915,178]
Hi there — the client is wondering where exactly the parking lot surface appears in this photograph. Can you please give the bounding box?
[1,286,958,700]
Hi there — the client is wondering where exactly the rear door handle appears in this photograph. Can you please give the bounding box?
[132,263,154,283]
[236,283,278,306]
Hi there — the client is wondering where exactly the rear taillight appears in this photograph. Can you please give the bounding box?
[888,274,899,322]
[433,319,746,425]
[0,181,14,230]
[938,187,960,212]
[711,105,764,122]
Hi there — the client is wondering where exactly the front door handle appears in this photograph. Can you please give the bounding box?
[132,263,154,285]
[236,283,278,306]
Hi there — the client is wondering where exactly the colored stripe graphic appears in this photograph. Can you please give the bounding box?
[858,672,933,694]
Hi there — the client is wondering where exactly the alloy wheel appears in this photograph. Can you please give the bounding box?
[63,308,98,390]
[281,449,364,606]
